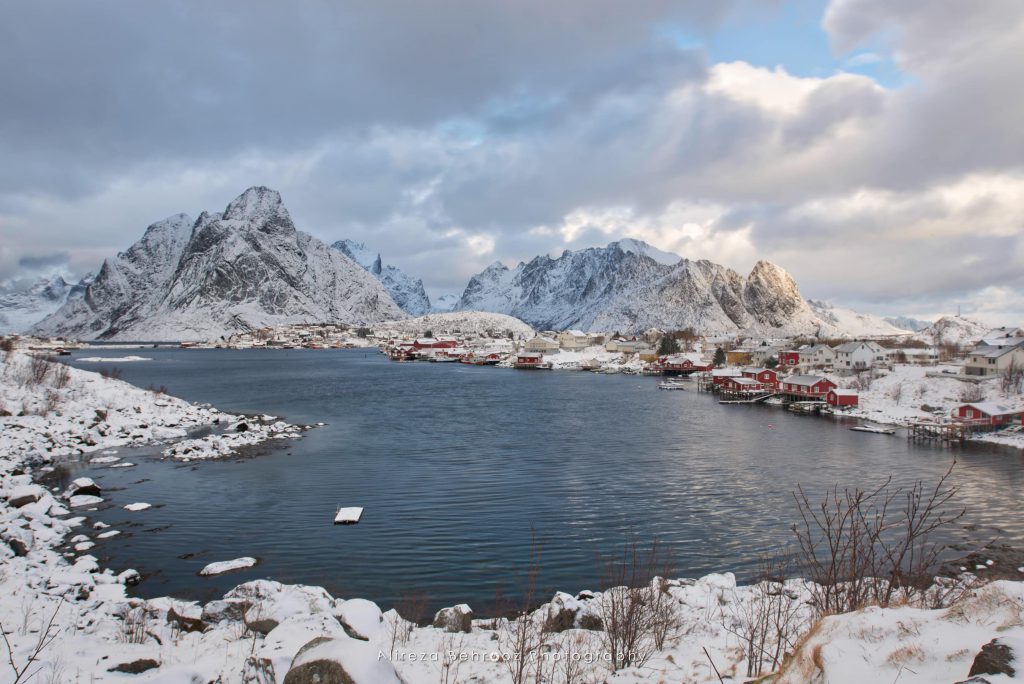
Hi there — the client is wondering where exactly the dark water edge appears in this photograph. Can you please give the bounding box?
[53,347,1024,612]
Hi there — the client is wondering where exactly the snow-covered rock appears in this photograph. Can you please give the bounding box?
[333,239,432,316]
[199,557,258,576]
[283,636,404,684]
[336,598,384,640]
[430,293,459,313]
[31,187,405,341]
[432,604,473,633]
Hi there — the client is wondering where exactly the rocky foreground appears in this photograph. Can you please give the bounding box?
[2,352,1024,682]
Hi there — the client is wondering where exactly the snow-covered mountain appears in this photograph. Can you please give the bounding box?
[0,273,94,334]
[912,315,989,347]
[32,187,405,341]
[331,239,431,316]
[454,241,838,335]
[807,300,911,338]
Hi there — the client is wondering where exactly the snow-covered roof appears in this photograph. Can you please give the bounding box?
[959,402,1024,417]
[785,375,832,386]
[711,368,743,377]
[728,377,762,386]
[831,388,858,396]
[970,343,1024,359]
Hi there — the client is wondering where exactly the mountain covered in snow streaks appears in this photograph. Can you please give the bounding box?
[32,187,404,341]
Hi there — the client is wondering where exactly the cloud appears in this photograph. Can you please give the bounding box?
[0,0,1021,322]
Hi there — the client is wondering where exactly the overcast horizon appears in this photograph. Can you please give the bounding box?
[1,0,1022,325]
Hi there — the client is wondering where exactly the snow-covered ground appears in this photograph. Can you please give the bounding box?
[377,310,535,338]
[829,363,1024,449]
[0,351,309,461]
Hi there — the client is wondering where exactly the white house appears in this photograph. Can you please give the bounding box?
[833,341,890,370]
[799,344,837,368]
[557,330,591,351]
[523,336,560,354]
[964,341,1024,377]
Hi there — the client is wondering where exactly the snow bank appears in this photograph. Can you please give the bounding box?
[76,355,152,362]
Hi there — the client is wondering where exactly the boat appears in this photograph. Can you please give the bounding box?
[431,355,459,363]
[850,424,897,435]
[334,506,364,525]
[658,381,687,390]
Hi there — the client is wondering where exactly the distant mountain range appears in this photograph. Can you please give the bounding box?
[3,185,946,341]
[30,187,404,341]
[0,274,93,334]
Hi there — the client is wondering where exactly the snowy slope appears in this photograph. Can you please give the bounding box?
[430,293,459,313]
[0,274,94,334]
[331,239,432,316]
[808,300,911,337]
[884,315,932,332]
[455,241,840,336]
[377,311,534,338]
[913,315,989,346]
[31,188,404,341]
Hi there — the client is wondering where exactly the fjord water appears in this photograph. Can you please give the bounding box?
[68,349,1024,611]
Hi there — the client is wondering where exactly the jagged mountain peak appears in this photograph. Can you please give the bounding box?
[330,239,431,316]
[223,186,287,222]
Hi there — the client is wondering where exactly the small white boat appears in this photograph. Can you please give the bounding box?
[849,425,896,435]
[658,381,687,390]
[334,506,364,524]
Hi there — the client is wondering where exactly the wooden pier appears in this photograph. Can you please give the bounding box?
[908,421,984,443]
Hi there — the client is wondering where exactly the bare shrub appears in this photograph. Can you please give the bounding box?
[596,539,677,671]
[26,354,53,385]
[41,390,60,416]
[240,656,276,684]
[959,384,985,402]
[387,590,430,657]
[118,606,148,644]
[147,384,169,395]
[0,599,64,684]
[50,362,71,389]
[720,557,807,678]
[1002,358,1024,395]
[98,366,124,381]
[0,337,13,352]
[792,462,964,616]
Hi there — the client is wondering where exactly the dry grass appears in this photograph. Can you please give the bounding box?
[886,644,925,667]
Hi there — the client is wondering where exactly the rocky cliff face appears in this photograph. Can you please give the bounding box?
[455,241,839,335]
[32,187,405,341]
[331,239,432,316]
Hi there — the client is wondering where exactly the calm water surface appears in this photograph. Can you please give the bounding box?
[61,348,1024,611]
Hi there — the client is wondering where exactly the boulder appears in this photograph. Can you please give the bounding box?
[225,580,336,635]
[543,593,579,633]
[433,604,473,633]
[66,477,101,497]
[201,598,251,624]
[108,659,160,674]
[283,637,404,684]
[7,485,45,508]
[969,639,1016,678]
[167,607,207,634]
[336,598,384,641]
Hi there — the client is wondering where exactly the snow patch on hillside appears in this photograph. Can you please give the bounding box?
[377,311,535,338]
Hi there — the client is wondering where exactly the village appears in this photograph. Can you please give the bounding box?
[6,313,1024,450]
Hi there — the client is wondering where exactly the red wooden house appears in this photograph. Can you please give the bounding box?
[412,338,458,350]
[661,354,714,376]
[780,375,836,400]
[951,403,1024,426]
[742,368,779,389]
[826,388,859,407]
[711,368,743,386]
[778,351,801,367]
[721,377,767,394]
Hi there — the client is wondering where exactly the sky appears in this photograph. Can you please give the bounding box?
[0,0,1022,325]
